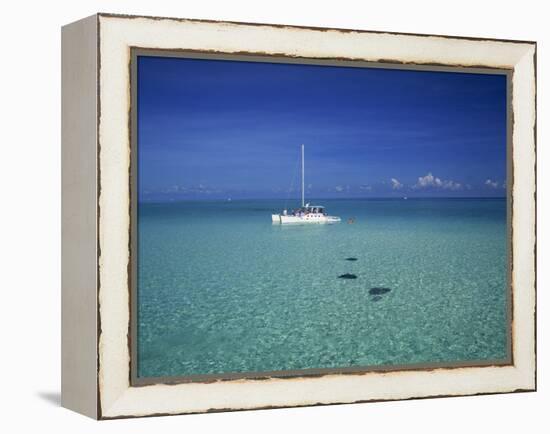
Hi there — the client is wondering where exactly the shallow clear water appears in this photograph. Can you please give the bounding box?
[137,198,509,378]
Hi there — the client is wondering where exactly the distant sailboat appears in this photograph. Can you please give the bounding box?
[271,145,341,224]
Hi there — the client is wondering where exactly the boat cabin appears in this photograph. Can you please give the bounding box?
[292,206,327,216]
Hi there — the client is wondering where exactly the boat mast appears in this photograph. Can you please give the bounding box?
[301,144,305,207]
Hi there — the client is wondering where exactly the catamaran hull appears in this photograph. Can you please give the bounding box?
[272,214,341,225]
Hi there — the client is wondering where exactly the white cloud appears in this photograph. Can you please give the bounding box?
[360,184,373,191]
[413,173,462,190]
[164,184,187,193]
[415,173,442,188]
[163,183,220,195]
[334,185,345,192]
[390,178,403,190]
[485,179,499,189]
[441,180,462,191]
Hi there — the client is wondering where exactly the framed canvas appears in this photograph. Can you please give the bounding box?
[61,13,536,419]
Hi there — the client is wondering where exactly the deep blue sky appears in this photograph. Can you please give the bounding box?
[137,55,507,200]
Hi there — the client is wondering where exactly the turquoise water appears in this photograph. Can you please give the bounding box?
[137,198,509,378]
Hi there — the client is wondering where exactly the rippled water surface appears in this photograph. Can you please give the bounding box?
[137,198,509,378]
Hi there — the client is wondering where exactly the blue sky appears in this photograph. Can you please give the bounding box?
[137,55,507,200]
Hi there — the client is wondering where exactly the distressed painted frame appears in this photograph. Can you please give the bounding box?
[61,13,536,419]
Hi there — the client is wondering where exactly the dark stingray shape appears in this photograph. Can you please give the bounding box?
[371,295,383,302]
[369,287,392,295]
[338,273,358,279]
[345,257,358,261]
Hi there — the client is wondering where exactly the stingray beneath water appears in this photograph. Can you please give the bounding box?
[368,287,392,295]
[345,257,358,261]
[338,273,358,279]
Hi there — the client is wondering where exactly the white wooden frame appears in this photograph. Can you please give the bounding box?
[61,13,536,419]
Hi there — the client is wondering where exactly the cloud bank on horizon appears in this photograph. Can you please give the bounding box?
[138,56,507,200]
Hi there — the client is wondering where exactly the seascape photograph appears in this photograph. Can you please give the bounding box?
[135,54,510,380]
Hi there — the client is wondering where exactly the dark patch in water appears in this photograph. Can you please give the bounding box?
[345,257,358,261]
[338,273,358,279]
[369,287,392,295]
[371,295,383,302]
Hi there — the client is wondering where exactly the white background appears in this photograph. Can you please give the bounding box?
[0,0,546,432]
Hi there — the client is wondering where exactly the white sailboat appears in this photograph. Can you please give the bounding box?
[272,145,341,225]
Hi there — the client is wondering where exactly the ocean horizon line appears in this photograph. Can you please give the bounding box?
[139,196,507,204]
